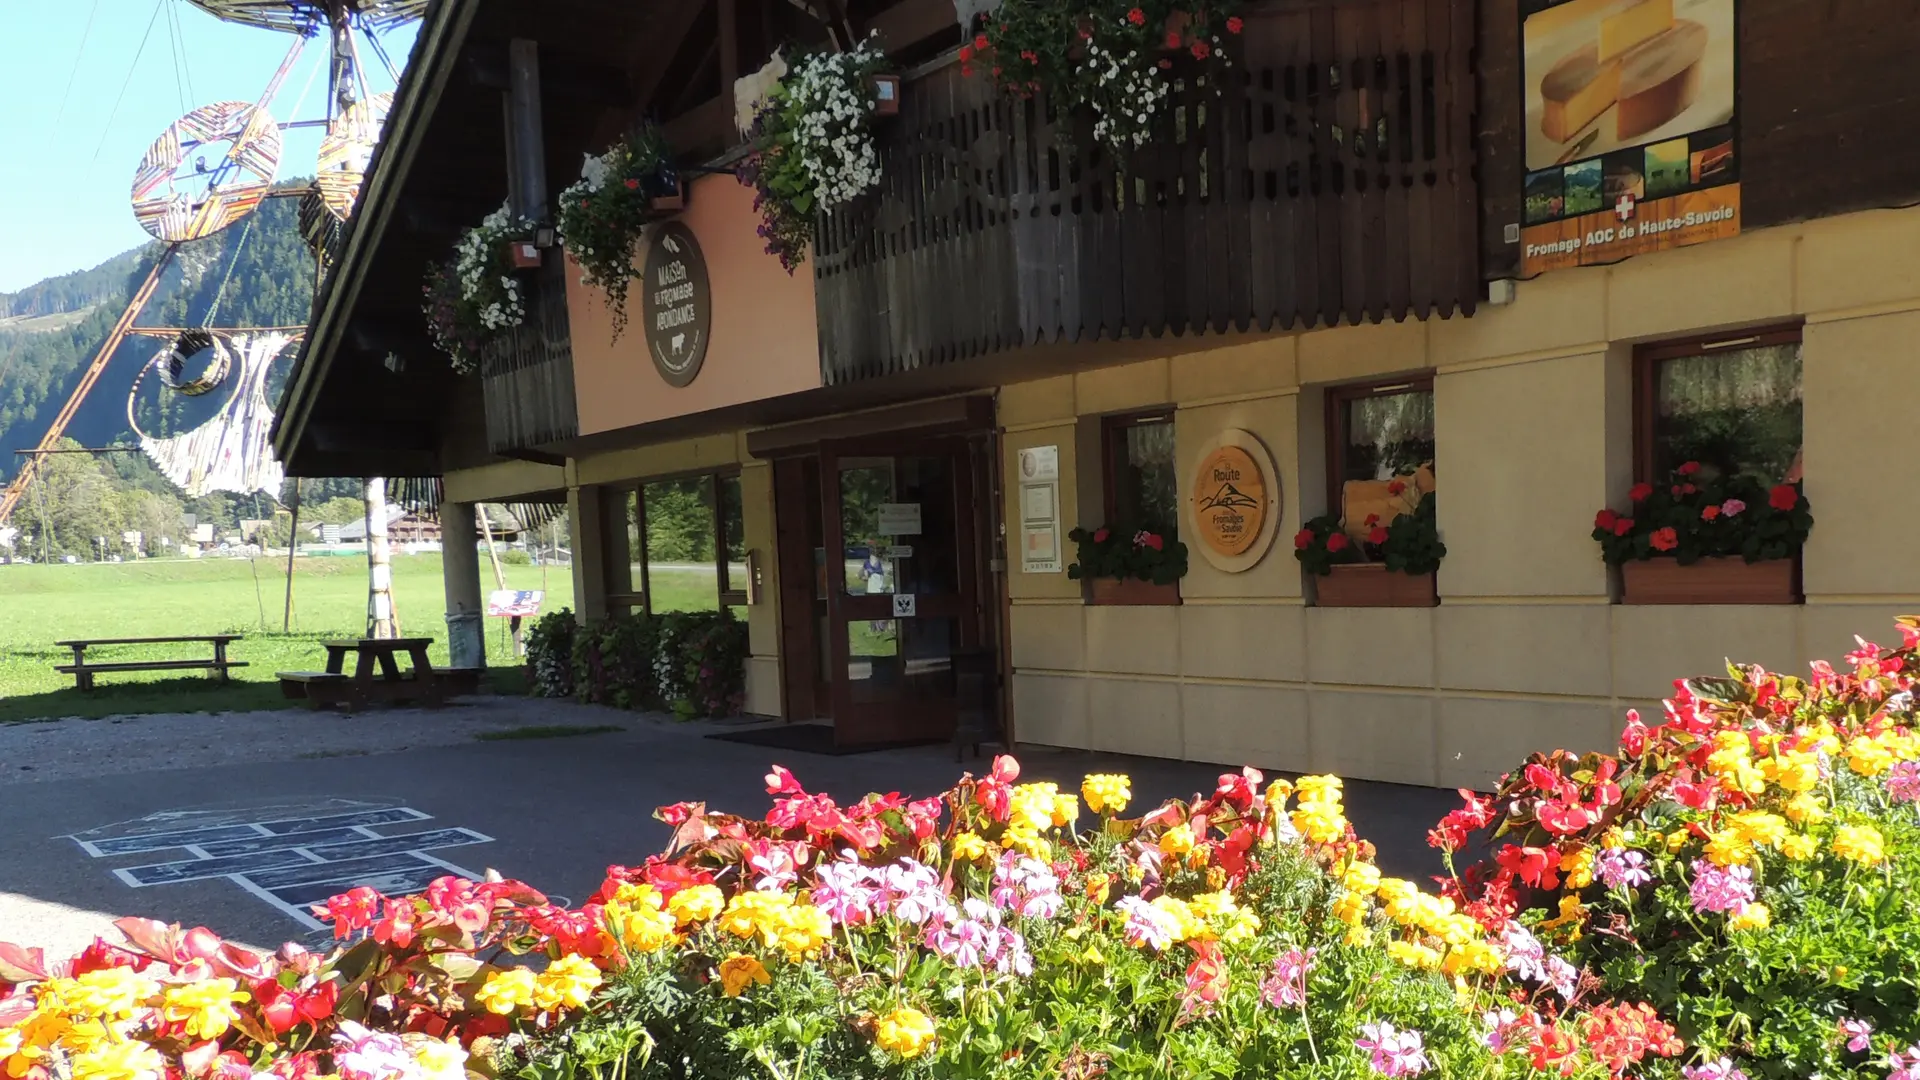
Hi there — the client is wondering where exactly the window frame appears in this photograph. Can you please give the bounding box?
[1100,410,1177,533]
[1631,322,1804,485]
[622,467,748,615]
[1323,374,1435,513]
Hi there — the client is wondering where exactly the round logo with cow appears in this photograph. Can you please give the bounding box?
[641,221,712,387]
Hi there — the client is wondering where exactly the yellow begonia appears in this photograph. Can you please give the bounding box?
[614,900,680,953]
[158,978,248,1040]
[1220,909,1261,944]
[719,891,794,943]
[1832,824,1887,866]
[667,884,725,927]
[718,953,771,997]
[1292,802,1347,844]
[1294,775,1343,806]
[68,1040,163,1080]
[1781,833,1819,861]
[1387,940,1442,971]
[1540,895,1586,939]
[1785,793,1828,826]
[1560,846,1595,890]
[1053,793,1081,827]
[533,954,603,1012]
[1761,751,1821,793]
[950,831,988,862]
[1599,827,1627,850]
[1082,773,1133,815]
[67,969,160,1020]
[771,903,833,961]
[1665,829,1691,854]
[1704,830,1754,868]
[1332,892,1369,927]
[1848,739,1895,777]
[1342,861,1382,895]
[1009,782,1063,832]
[1443,940,1505,977]
[874,1007,937,1059]
[1730,811,1790,850]
[1002,826,1051,861]
[1159,823,1196,857]
[1728,903,1772,931]
[1188,891,1238,920]
[1264,779,1294,812]
[1148,896,1204,943]
[474,967,537,1015]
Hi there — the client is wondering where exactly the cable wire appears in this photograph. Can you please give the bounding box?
[203,217,255,328]
[52,0,103,134]
[92,0,168,164]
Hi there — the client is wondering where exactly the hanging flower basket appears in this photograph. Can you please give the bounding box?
[554,125,678,338]
[739,38,892,272]
[422,202,537,375]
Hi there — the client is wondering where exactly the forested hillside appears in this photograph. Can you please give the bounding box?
[0,189,317,486]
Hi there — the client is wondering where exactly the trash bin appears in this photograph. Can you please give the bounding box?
[445,611,485,671]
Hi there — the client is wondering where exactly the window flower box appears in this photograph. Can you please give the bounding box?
[1088,577,1181,606]
[1313,563,1438,608]
[1621,556,1799,605]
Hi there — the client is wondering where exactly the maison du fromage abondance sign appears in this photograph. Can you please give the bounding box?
[1519,0,1740,274]
[642,221,712,387]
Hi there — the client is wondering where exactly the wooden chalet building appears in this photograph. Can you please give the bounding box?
[274,0,1920,788]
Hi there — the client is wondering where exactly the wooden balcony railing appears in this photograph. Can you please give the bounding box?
[813,0,1479,384]
[479,254,578,454]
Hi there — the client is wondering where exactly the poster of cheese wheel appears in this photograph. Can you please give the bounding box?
[1519,0,1739,274]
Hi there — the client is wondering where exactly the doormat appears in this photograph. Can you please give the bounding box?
[706,723,942,757]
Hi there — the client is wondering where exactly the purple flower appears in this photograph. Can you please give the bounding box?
[1681,1057,1749,1080]
[1544,956,1579,999]
[333,1022,417,1080]
[1481,1009,1522,1053]
[1595,847,1652,890]
[991,850,1063,920]
[1888,761,1920,805]
[1689,859,1756,915]
[812,853,881,926]
[1355,1021,1430,1078]
[1115,896,1178,951]
[925,898,1029,974]
[878,858,946,924]
[1840,1017,1874,1053]
[1501,923,1547,984]
[1260,946,1316,1009]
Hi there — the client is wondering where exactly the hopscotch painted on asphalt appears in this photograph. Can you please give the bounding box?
[66,798,495,932]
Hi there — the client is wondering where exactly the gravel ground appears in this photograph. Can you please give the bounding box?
[0,698,637,786]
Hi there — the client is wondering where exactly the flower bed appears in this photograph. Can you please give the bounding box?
[1437,618,1920,1079]
[3,757,1688,1080]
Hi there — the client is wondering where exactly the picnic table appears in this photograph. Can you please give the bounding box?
[277,637,479,711]
[54,635,248,691]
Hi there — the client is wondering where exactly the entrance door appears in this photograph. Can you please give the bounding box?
[823,439,983,747]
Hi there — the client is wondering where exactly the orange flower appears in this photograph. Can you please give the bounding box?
[1649,527,1678,552]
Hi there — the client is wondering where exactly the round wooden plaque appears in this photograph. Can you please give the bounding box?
[1188,430,1282,573]
[641,221,712,387]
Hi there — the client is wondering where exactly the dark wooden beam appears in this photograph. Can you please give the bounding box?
[630,1,714,117]
[308,423,439,455]
[864,0,956,50]
[663,95,735,159]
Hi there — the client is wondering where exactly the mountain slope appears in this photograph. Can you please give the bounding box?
[0,192,317,486]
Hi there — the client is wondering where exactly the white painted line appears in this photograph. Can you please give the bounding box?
[228,875,328,931]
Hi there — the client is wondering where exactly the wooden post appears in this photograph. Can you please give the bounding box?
[283,480,301,632]
[506,40,548,222]
[365,477,397,638]
[441,500,485,669]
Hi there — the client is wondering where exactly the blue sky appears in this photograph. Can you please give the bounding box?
[0,2,416,293]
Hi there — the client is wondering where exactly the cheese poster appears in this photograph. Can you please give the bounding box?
[1519,0,1738,274]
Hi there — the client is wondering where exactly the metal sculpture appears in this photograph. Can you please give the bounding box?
[126,330,298,499]
[0,1,416,526]
[131,102,283,243]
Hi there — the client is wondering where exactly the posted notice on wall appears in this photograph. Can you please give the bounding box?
[1018,444,1063,574]
[877,503,921,536]
[1519,0,1739,274]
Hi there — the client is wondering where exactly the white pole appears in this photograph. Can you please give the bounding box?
[365,477,397,638]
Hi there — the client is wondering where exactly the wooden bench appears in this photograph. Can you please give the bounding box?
[54,636,247,691]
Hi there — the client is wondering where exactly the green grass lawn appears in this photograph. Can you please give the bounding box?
[0,554,578,723]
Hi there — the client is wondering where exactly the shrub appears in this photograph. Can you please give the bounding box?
[1590,462,1811,565]
[1436,617,1920,1079]
[572,611,661,711]
[524,608,577,698]
[564,610,748,719]
[500,549,533,567]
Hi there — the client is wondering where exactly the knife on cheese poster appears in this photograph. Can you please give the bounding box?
[1519,0,1739,274]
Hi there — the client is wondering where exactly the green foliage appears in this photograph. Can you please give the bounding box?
[1293,490,1442,577]
[554,125,677,337]
[1591,466,1812,566]
[565,609,748,719]
[525,608,579,698]
[1380,492,1445,576]
[1065,524,1188,585]
[1291,513,1361,576]
[642,479,717,562]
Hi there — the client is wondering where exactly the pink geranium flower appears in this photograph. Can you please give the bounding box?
[1839,1017,1873,1053]
[1356,1021,1430,1077]
[1260,946,1316,1009]
[1720,498,1746,517]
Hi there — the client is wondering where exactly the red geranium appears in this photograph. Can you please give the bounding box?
[974,33,990,51]
[1676,460,1701,476]
[1190,40,1211,59]
[1594,509,1618,531]
[1700,504,1720,522]
[1165,29,1183,48]
[1628,482,1653,502]
[1387,478,1407,496]
[1127,6,1146,24]
[1093,527,1110,543]
[1294,528,1314,550]
[1494,843,1561,889]
[1613,516,1634,537]
[1768,483,1799,511]
[1326,531,1350,553]
[1139,532,1165,551]
[1367,525,1388,545]
[1649,527,1678,552]
[1225,15,1244,33]
[624,178,640,190]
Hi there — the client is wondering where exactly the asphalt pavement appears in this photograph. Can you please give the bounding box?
[0,706,1459,954]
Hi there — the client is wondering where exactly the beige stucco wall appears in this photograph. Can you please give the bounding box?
[565,433,784,717]
[1003,203,1920,790]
